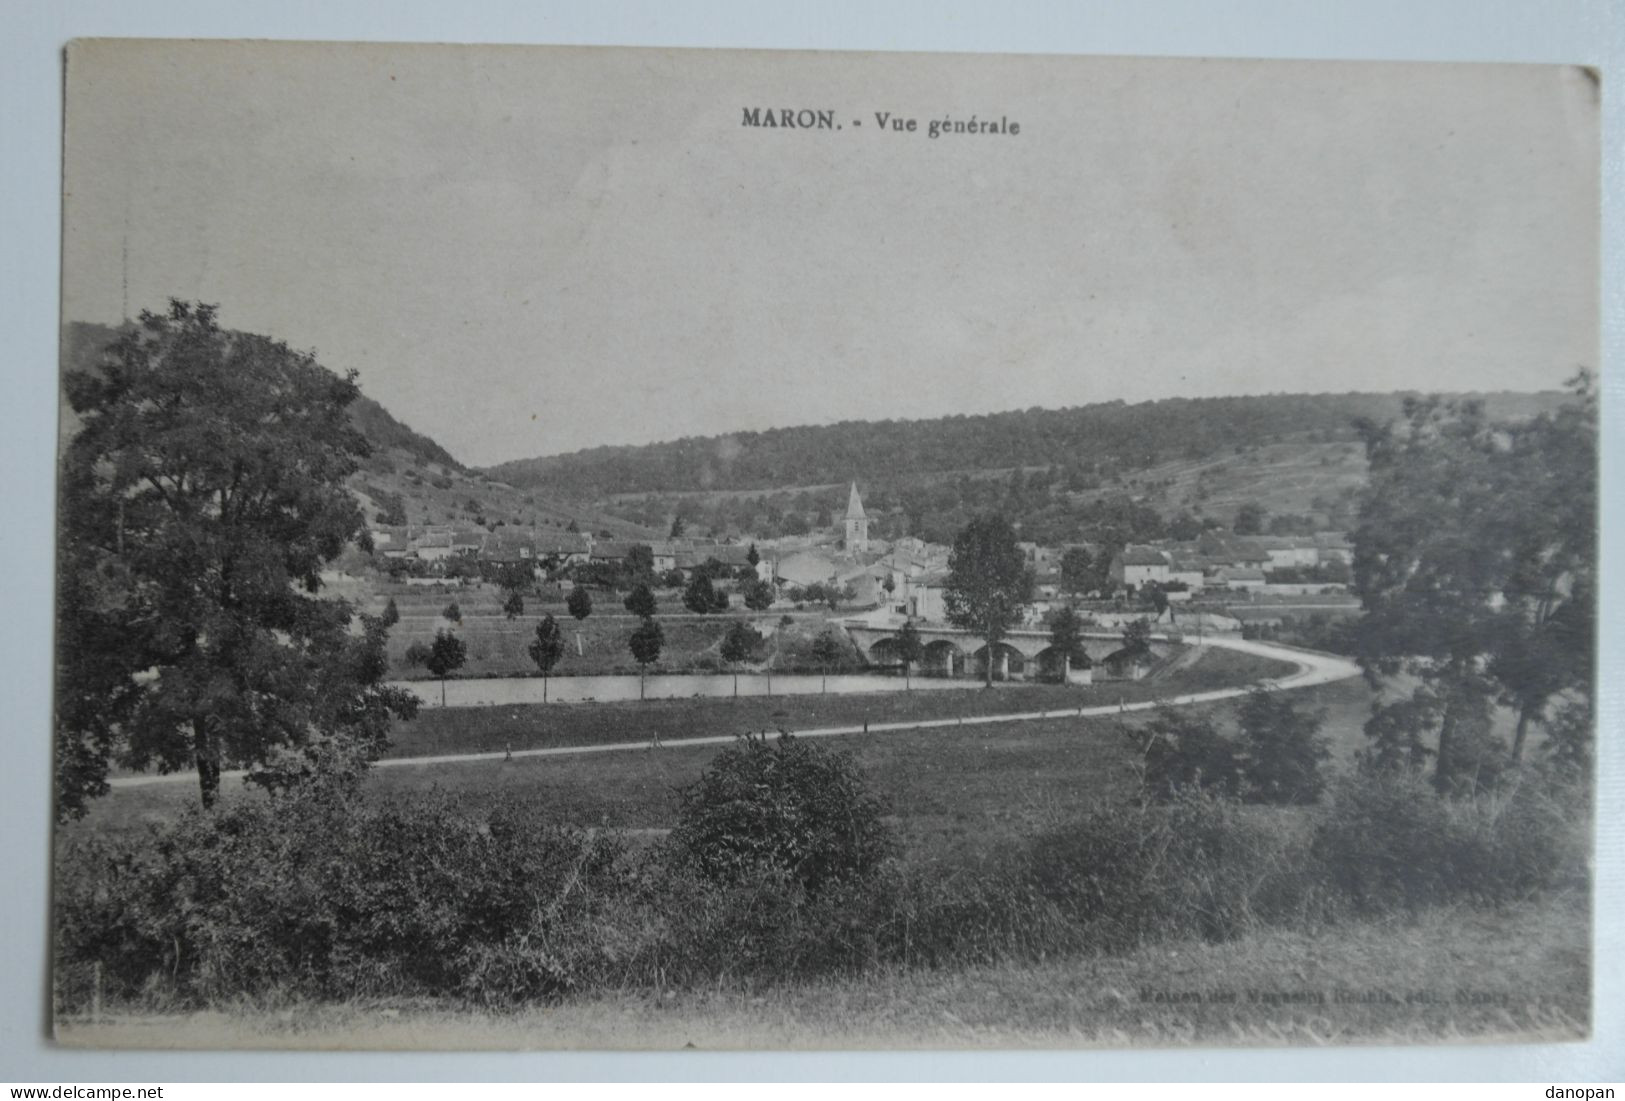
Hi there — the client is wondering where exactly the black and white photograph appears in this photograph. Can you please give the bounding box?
[49,38,1600,1051]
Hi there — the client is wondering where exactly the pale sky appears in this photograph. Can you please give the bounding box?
[61,41,1599,468]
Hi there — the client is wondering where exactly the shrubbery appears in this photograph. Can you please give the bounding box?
[1025,793,1320,948]
[670,734,891,895]
[1126,689,1329,805]
[56,731,1590,1014]
[1311,769,1585,914]
[55,786,627,1010]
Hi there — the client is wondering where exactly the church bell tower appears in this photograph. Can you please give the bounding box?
[844,482,869,553]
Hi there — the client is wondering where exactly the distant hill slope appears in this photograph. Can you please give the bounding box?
[484,391,1566,499]
[61,321,461,472]
[59,320,659,540]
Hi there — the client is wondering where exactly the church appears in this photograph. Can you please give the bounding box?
[844,481,869,553]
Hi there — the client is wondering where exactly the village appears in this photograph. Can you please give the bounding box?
[364,481,1359,648]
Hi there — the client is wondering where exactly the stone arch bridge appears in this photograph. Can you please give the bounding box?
[842,621,1176,682]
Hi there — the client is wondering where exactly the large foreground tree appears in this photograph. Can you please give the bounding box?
[1350,377,1596,791]
[943,515,1034,686]
[56,301,418,816]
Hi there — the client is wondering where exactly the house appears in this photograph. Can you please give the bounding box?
[1166,552,1207,592]
[836,562,894,608]
[481,533,537,565]
[1197,532,1271,570]
[1314,531,1355,564]
[676,544,755,580]
[1214,565,1267,591]
[1255,536,1320,572]
[1110,547,1171,590]
[589,541,636,564]
[412,532,455,561]
[904,568,951,622]
[647,541,679,573]
[451,531,486,557]
[532,532,591,567]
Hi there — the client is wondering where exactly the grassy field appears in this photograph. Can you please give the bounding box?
[382,644,1296,756]
[56,891,1588,1049]
[73,651,1351,866]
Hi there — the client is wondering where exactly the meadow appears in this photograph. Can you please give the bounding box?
[57,893,1588,1050]
[75,656,1349,863]
[57,664,1591,1047]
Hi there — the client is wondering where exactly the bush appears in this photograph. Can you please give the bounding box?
[669,734,892,896]
[1024,793,1319,948]
[1126,707,1246,800]
[1311,770,1586,915]
[54,786,628,1011]
[1235,688,1329,805]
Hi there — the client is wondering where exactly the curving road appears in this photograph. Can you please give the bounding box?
[106,636,1360,788]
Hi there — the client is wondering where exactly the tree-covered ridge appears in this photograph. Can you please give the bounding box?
[62,321,462,472]
[484,392,1566,498]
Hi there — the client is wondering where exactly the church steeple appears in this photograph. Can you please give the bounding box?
[844,482,869,552]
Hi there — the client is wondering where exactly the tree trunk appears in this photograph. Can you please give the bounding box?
[640,668,646,700]
[1510,702,1535,765]
[984,635,994,688]
[904,661,911,691]
[193,719,220,809]
[1433,698,1459,795]
[543,674,548,704]
[440,675,447,707]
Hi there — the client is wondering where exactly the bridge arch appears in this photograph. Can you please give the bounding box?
[969,641,1030,682]
[1032,645,1094,684]
[921,638,966,677]
[866,636,902,666]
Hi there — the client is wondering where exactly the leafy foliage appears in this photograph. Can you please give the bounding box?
[1044,605,1090,679]
[894,620,923,682]
[56,301,417,814]
[810,631,844,671]
[943,515,1033,686]
[718,620,762,666]
[1234,688,1330,805]
[528,615,565,681]
[55,787,624,1008]
[1128,708,1247,800]
[1312,770,1586,914]
[623,583,657,618]
[1127,690,1328,806]
[670,734,892,896]
[566,586,593,621]
[683,573,730,614]
[742,578,775,611]
[1059,546,1098,596]
[627,617,664,669]
[1351,379,1596,790]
